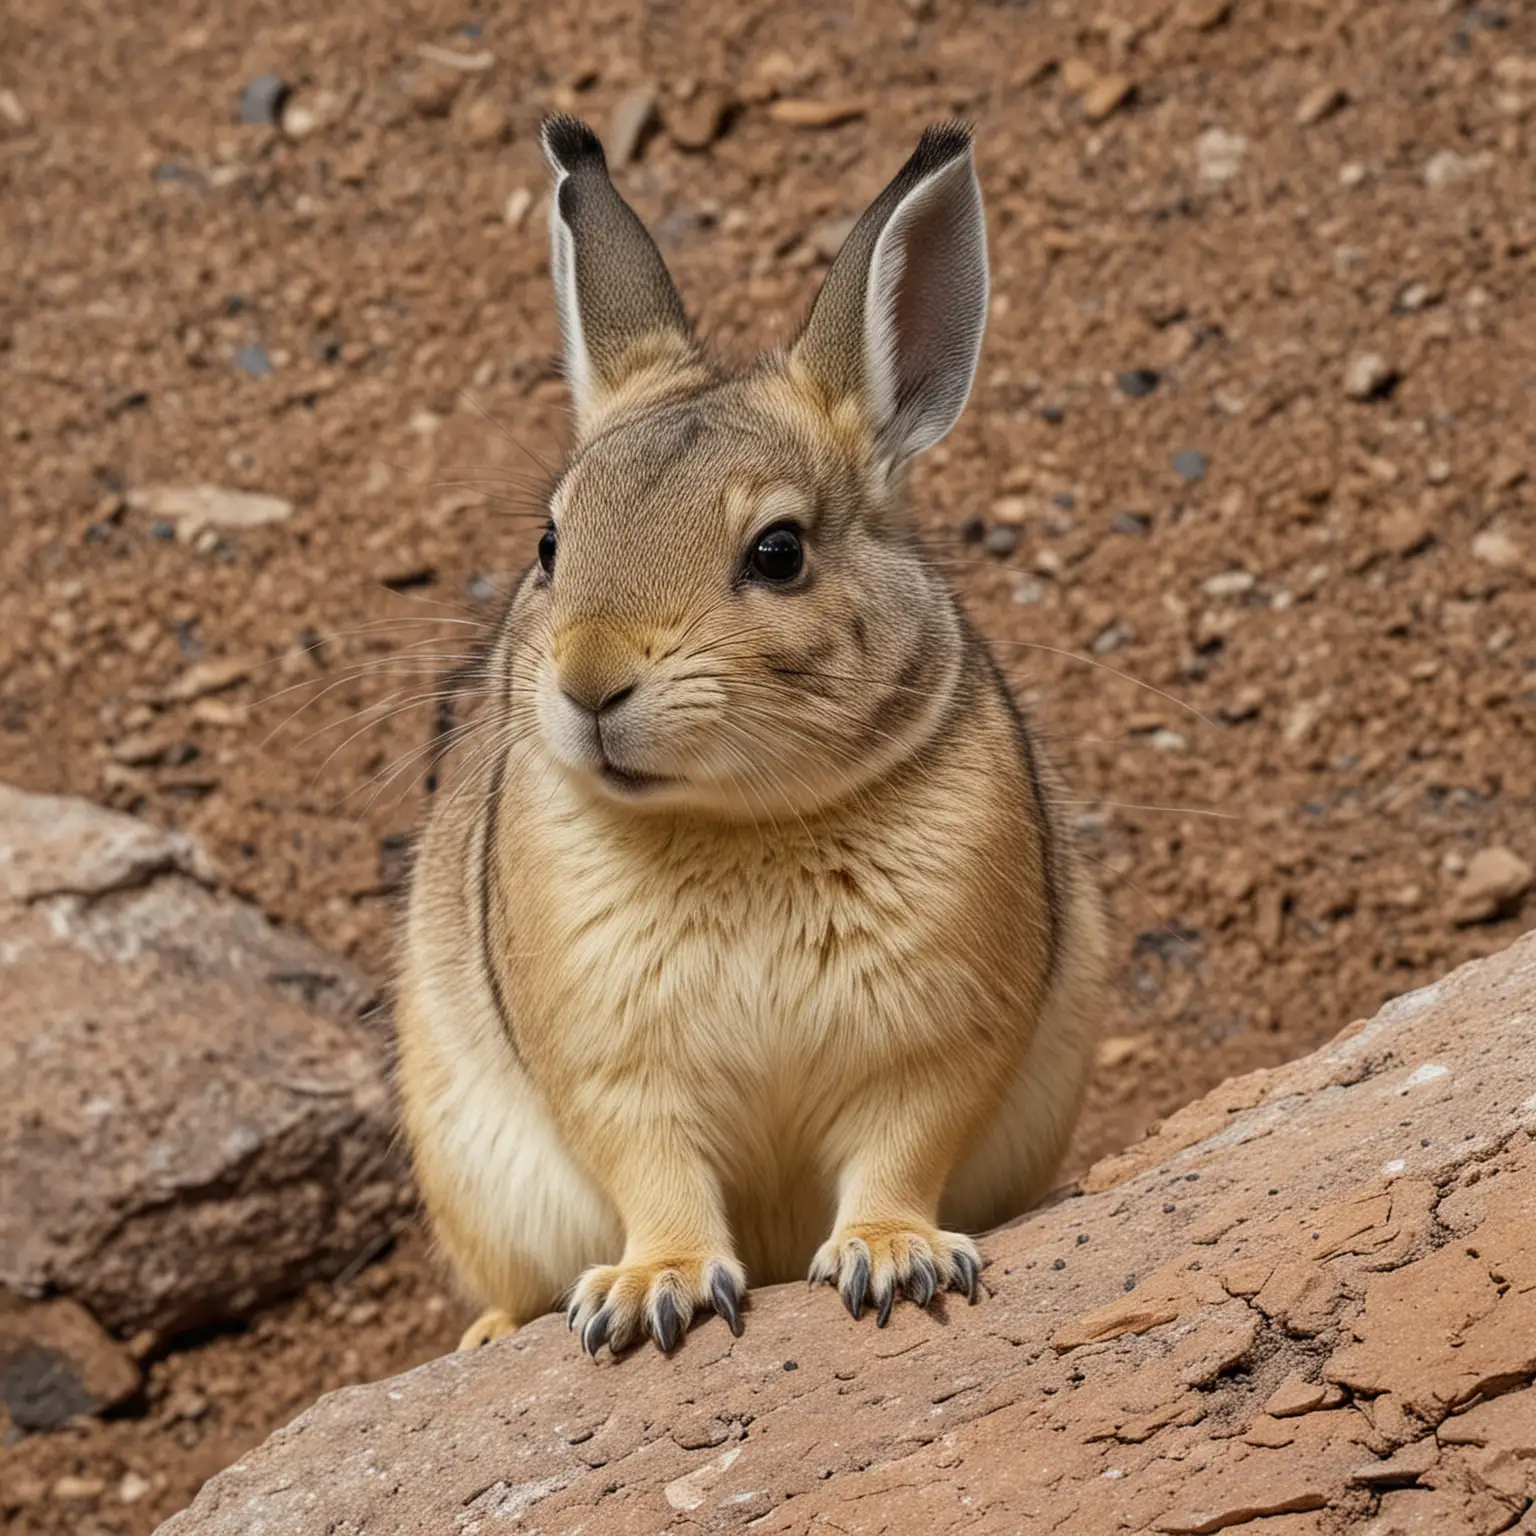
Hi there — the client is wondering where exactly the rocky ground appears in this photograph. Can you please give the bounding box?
[0,0,1533,1529]
[160,935,1536,1536]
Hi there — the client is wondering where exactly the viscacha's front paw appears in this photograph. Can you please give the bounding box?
[809,1220,982,1326]
[567,1254,746,1357]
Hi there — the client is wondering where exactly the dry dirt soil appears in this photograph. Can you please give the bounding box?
[1,0,1533,1529]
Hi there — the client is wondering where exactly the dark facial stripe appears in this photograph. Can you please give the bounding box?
[477,751,522,1062]
[965,623,1062,986]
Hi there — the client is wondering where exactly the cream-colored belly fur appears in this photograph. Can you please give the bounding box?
[398,712,1105,1323]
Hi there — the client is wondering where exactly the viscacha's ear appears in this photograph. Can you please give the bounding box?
[791,123,988,463]
[540,116,709,433]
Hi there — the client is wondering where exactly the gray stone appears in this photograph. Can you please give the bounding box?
[239,75,290,127]
[0,784,404,1338]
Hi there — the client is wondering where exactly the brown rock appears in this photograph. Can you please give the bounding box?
[158,655,255,704]
[1379,506,1432,557]
[806,214,858,264]
[1295,84,1347,127]
[1343,351,1399,400]
[1471,527,1524,571]
[766,97,866,129]
[1263,1373,1339,1418]
[0,784,399,1337]
[0,1295,140,1429]
[459,95,509,147]
[1350,1434,1440,1485]
[665,86,732,151]
[1175,0,1231,29]
[0,86,31,132]
[1060,57,1097,93]
[405,66,462,118]
[1081,73,1133,122]
[1451,845,1532,924]
[127,483,293,541]
[606,85,658,167]
[156,936,1536,1535]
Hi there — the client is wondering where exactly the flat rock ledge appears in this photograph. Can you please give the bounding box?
[0,784,407,1344]
[160,933,1536,1536]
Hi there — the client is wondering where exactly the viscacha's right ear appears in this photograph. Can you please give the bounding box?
[540,116,711,435]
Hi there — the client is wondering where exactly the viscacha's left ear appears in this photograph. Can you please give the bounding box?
[540,116,712,435]
[790,123,989,464]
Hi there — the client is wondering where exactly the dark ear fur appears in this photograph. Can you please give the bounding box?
[540,116,703,427]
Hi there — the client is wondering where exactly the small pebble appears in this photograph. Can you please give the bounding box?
[1051,490,1077,510]
[52,1475,107,1502]
[152,162,203,186]
[1040,403,1064,424]
[1052,1258,1066,1271]
[1452,845,1532,925]
[1116,368,1160,398]
[152,521,176,541]
[407,66,463,118]
[504,187,534,228]
[239,74,290,126]
[607,85,659,167]
[235,344,273,378]
[1202,569,1255,598]
[461,96,509,148]
[1196,127,1247,182]
[1471,529,1522,570]
[1342,351,1399,401]
[1012,581,1044,605]
[117,1472,152,1505]
[958,515,985,545]
[1220,687,1263,723]
[1093,624,1129,655]
[1112,511,1150,536]
[1423,148,1491,189]
[1393,280,1441,314]
[1081,73,1133,123]
[807,215,858,263]
[1172,449,1207,482]
[767,97,866,130]
[782,1360,798,1372]
[983,526,1018,558]
[1295,83,1347,126]
[1163,1202,1177,1214]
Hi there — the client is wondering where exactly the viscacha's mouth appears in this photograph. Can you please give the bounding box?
[598,761,675,795]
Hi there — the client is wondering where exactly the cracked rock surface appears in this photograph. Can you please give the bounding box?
[0,784,405,1338]
[158,933,1536,1534]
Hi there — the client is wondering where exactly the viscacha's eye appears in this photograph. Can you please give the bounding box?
[748,525,804,583]
[538,522,558,576]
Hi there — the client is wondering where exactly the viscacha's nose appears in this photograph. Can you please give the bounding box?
[553,622,644,717]
[560,678,635,717]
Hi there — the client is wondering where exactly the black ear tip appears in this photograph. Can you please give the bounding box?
[911,120,974,173]
[541,114,606,174]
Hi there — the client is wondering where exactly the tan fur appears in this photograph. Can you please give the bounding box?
[396,122,1108,1355]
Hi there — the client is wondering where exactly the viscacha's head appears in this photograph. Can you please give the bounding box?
[500,116,991,821]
